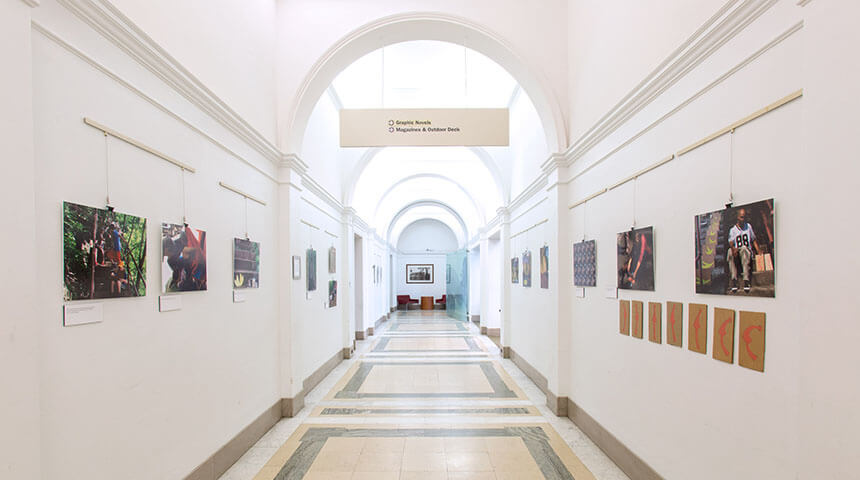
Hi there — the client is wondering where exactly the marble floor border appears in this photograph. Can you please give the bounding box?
[371,335,483,353]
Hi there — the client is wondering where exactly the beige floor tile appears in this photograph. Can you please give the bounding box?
[493,471,544,480]
[321,437,366,453]
[302,472,352,480]
[446,472,496,480]
[443,437,487,453]
[403,452,448,472]
[487,450,540,472]
[362,437,406,453]
[483,437,526,453]
[350,472,399,480]
[307,450,361,473]
[401,472,448,480]
[405,437,445,453]
[445,452,493,472]
[354,452,403,472]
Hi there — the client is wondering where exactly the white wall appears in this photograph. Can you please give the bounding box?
[397,218,458,253]
[469,248,481,315]
[397,254,447,300]
[31,6,280,479]
[557,1,860,478]
[109,0,278,141]
[0,2,40,479]
[485,237,502,329]
[300,91,344,198]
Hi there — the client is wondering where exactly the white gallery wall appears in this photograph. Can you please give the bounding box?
[31,3,280,479]
[396,255,448,300]
[0,2,40,479]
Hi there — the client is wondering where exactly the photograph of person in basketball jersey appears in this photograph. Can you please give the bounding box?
[694,199,774,297]
[617,226,654,291]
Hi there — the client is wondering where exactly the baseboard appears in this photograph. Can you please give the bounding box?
[507,347,567,416]
[567,399,663,480]
[342,347,352,359]
[390,306,395,313]
[185,399,281,480]
[502,346,511,358]
[283,348,343,418]
[487,327,500,336]
[375,315,386,328]
[355,330,365,340]
[481,326,488,335]
[471,314,480,324]
[368,326,374,336]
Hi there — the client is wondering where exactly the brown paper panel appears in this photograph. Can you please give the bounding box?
[712,308,735,363]
[666,301,683,347]
[688,303,708,354]
[648,302,662,344]
[739,311,766,372]
[619,300,630,336]
[631,300,643,339]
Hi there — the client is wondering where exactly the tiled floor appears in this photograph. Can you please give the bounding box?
[219,312,630,480]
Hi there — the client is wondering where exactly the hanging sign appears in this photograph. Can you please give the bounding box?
[340,108,509,147]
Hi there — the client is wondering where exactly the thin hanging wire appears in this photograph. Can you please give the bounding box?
[244,197,249,240]
[181,168,187,225]
[729,129,735,206]
[632,177,638,229]
[104,132,111,207]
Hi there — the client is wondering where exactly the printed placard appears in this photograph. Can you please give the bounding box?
[63,302,103,327]
[688,303,708,354]
[648,302,662,344]
[739,311,766,372]
[619,300,630,336]
[666,302,683,347]
[713,308,736,363]
[340,108,510,147]
[631,300,644,339]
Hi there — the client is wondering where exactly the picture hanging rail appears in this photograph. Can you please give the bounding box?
[83,117,196,173]
[565,89,803,211]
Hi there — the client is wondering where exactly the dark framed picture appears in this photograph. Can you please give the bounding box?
[573,240,597,287]
[306,248,317,291]
[522,250,532,287]
[617,226,654,291]
[695,199,774,297]
[233,238,260,289]
[540,246,549,289]
[162,222,207,293]
[328,280,337,307]
[63,201,147,300]
[511,257,519,284]
[328,247,336,274]
[291,255,301,279]
[406,264,434,284]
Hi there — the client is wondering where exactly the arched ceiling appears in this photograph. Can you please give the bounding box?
[302,39,551,248]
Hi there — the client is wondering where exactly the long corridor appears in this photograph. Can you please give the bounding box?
[220,312,628,480]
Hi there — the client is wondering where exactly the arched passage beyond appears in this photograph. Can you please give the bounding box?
[285,12,566,154]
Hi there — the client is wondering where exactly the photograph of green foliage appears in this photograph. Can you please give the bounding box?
[63,201,147,301]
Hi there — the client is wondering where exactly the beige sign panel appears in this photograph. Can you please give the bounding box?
[340,108,510,147]
[619,300,630,336]
[688,303,708,354]
[631,300,644,339]
[712,308,735,364]
[739,311,766,372]
[666,301,683,347]
[648,302,662,344]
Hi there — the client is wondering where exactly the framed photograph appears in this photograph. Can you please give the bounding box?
[511,257,519,284]
[328,247,336,274]
[63,201,147,300]
[162,222,207,293]
[573,240,597,287]
[522,250,532,287]
[291,255,301,279]
[406,264,434,284]
[694,199,774,297]
[306,248,317,291]
[617,226,654,291]
[539,246,549,289]
[328,280,337,308]
[233,238,260,289]
[372,265,376,284]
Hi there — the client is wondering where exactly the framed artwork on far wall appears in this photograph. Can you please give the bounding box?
[617,226,654,291]
[539,246,549,289]
[522,250,532,287]
[291,255,301,279]
[328,247,336,274]
[511,257,519,284]
[573,240,597,287]
[306,248,317,291]
[406,264,434,284]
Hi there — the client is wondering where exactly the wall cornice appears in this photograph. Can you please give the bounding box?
[56,0,281,164]
[22,0,40,7]
[562,0,778,168]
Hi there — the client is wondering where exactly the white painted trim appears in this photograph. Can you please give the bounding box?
[31,22,279,184]
[22,0,40,7]
[796,0,812,6]
[55,0,280,162]
[563,0,778,168]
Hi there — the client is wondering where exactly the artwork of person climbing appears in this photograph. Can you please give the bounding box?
[63,201,147,301]
[161,222,208,292]
[694,199,774,297]
[617,226,654,291]
[233,238,260,289]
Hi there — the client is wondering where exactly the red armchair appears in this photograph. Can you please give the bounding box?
[435,295,446,308]
[397,295,419,310]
